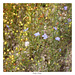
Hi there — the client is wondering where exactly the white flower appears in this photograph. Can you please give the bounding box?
[25,41,29,46]
[9,52,11,55]
[16,53,18,56]
[24,51,27,53]
[44,25,46,29]
[8,35,11,38]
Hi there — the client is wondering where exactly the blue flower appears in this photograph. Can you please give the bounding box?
[64,6,67,10]
[68,18,71,22]
[53,27,57,30]
[59,49,61,52]
[23,28,29,32]
[42,33,48,39]
[55,37,60,41]
[6,25,9,28]
[34,32,40,36]
[65,23,68,24]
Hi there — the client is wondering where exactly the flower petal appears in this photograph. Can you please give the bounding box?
[64,6,67,10]
[23,28,29,32]
[25,41,29,46]
[6,25,9,28]
[55,37,60,41]
[42,33,48,39]
[53,27,57,30]
[34,32,40,36]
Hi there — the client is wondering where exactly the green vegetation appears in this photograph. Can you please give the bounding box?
[3,3,72,72]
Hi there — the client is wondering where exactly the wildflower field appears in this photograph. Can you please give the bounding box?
[3,3,72,72]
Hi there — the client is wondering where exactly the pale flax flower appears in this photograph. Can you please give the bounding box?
[42,33,48,39]
[34,32,40,36]
[55,37,60,41]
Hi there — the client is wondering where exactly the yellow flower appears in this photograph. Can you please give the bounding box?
[45,8,48,10]
[3,57,5,60]
[15,14,17,16]
[3,13,5,15]
[21,23,23,26]
[31,8,33,10]
[4,48,5,50]
[28,8,30,10]
[7,49,9,52]
[11,58,14,60]
[26,38,28,41]
[5,32,7,35]
[24,27,26,29]
[12,60,14,63]
[17,68,20,70]
[36,63,37,65]
[58,28,59,29]
[45,17,48,19]
[13,13,16,15]
[16,47,18,50]
[21,30,23,33]
[18,52,20,54]
[46,4,48,6]
[6,17,7,19]
[20,62,22,65]
[27,22,29,24]
[19,21,22,24]
[11,19,13,22]
[55,6,57,8]
[40,59,42,61]
[12,31,14,33]
[12,55,14,58]
[4,52,6,55]
[3,19,7,23]
[8,32,9,35]
[38,60,39,63]
[21,39,23,41]
[69,22,72,25]
[26,33,28,36]
[16,30,18,33]
[60,36,63,38]
[49,9,51,11]
[7,21,9,24]
[4,41,7,45]
[11,50,14,53]
[24,24,27,27]
[31,58,33,61]
[17,15,20,17]
[13,66,15,69]
[23,33,25,36]
[7,58,9,60]
[69,24,71,28]
[22,68,25,70]
[13,6,15,9]
[57,63,59,65]
[5,62,8,65]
